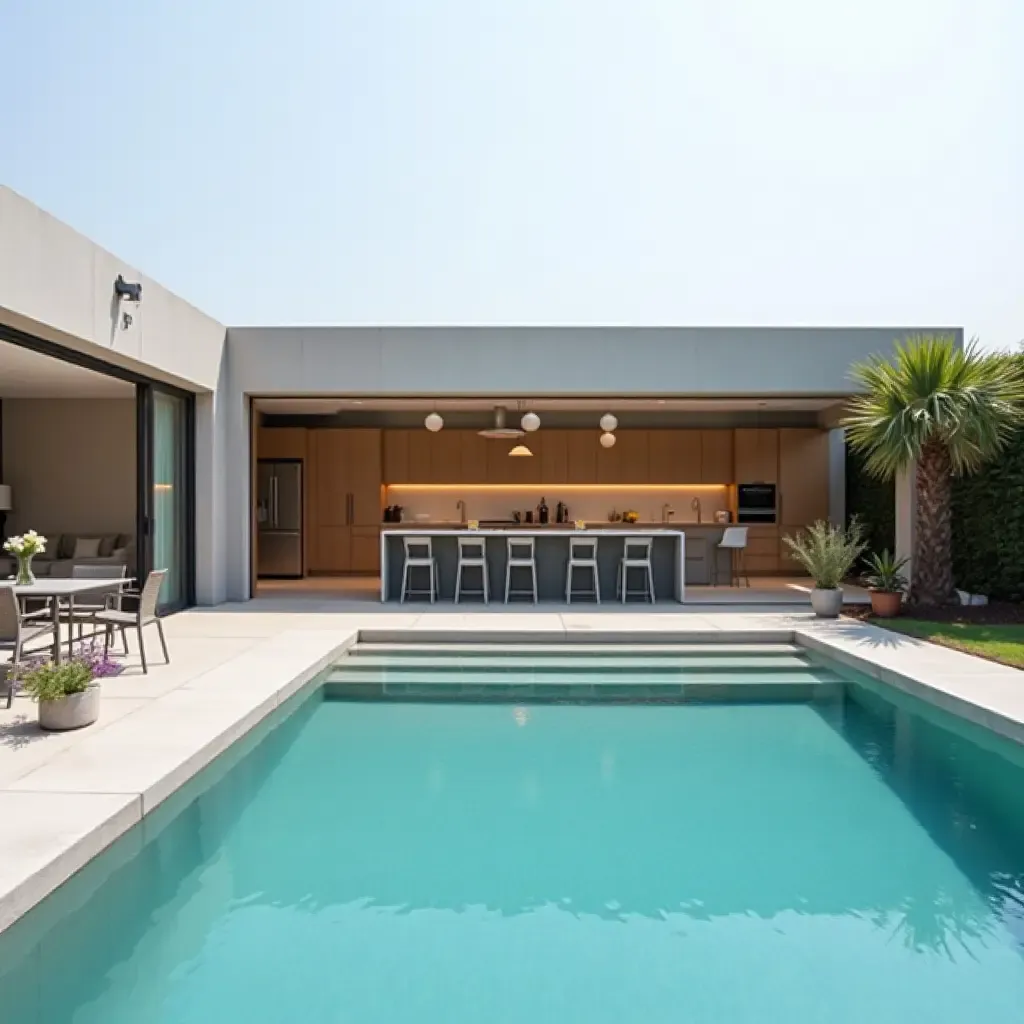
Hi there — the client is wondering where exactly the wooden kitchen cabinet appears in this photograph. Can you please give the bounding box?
[734,428,779,483]
[406,430,434,484]
[350,526,382,573]
[460,430,490,483]
[382,430,409,484]
[257,427,306,461]
[607,430,649,484]
[778,429,829,527]
[700,430,734,483]
[647,430,702,483]
[307,428,382,571]
[567,430,597,483]
[541,430,569,484]
[430,429,462,484]
[741,524,780,574]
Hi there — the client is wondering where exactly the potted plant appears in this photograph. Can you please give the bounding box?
[3,530,47,585]
[14,644,122,731]
[863,550,908,617]
[783,520,866,618]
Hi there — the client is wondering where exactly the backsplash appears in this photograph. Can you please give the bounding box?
[384,486,730,524]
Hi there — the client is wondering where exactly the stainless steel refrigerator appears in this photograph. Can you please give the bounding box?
[257,459,303,577]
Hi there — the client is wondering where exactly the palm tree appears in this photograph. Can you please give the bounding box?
[844,335,1024,605]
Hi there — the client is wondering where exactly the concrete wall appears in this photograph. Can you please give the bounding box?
[1,399,136,539]
[227,326,964,398]
[0,188,227,392]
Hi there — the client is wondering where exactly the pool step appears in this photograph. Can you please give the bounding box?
[350,642,805,658]
[335,653,816,673]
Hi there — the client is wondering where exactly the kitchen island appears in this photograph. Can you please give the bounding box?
[380,527,691,602]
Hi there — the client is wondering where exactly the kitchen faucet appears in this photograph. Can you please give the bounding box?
[457,499,467,524]
[661,503,675,523]
[691,496,702,524]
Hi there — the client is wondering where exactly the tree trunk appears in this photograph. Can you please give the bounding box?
[913,442,954,605]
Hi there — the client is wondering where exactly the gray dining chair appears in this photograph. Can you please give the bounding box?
[1,586,57,708]
[61,564,129,652]
[92,569,169,674]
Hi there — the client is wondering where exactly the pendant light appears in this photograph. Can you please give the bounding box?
[508,444,533,457]
[599,413,618,433]
[600,432,616,448]
[424,412,444,432]
[521,411,541,432]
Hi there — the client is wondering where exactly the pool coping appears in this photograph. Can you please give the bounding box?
[1,615,1021,935]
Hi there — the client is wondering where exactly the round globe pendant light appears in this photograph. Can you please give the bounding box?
[600,432,617,448]
[521,411,541,432]
[424,412,444,432]
[599,413,618,433]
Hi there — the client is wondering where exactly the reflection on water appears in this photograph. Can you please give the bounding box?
[3,688,1024,1023]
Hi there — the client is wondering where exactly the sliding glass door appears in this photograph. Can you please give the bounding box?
[138,384,194,612]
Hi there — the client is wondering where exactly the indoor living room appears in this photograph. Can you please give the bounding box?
[0,340,137,581]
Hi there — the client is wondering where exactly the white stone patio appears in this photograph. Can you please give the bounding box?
[0,597,1020,935]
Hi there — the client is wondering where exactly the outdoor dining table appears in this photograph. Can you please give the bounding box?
[11,578,135,663]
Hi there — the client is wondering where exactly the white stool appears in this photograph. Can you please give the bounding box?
[617,536,655,603]
[504,536,538,603]
[455,535,489,604]
[401,535,436,603]
[716,526,749,587]
[566,535,600,603]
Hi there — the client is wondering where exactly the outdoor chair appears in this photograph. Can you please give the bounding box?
[1,586,57,708]
[93,569,170,674]
[59,564,129,652]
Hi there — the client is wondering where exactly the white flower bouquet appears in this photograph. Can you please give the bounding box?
[4,530,47,584]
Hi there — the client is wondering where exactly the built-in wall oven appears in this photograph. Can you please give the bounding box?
[737,483,778,524]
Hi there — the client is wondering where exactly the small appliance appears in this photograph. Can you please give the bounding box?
[737,483,777,524]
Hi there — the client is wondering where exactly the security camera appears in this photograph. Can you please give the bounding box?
[114,274,143,302]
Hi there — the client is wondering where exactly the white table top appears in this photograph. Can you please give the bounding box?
[381,528,685,538]
[5,578,134,596]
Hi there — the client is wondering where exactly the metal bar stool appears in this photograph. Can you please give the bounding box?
[716,526,750,587]
[565,535,600,603]
[455,535,489,604]
[504,536,538,603]
[401,535,436,603]
[617,536,655,603]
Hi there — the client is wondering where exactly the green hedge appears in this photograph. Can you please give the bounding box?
[848,431,1024,600]
[952,433,1024,600]
[845,445,895,559]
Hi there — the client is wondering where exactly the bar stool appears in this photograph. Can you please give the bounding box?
[455,535,489,604]
[401,535,436,603]
[504,536,538,603]
[565,535,600,603]
[716,526,750,587]
[617,536,655,603]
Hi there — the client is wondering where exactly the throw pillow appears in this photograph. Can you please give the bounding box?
[73,537,102,559]
[98,534,119,557]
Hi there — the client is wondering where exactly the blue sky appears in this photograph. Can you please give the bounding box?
[0,1,1020,348]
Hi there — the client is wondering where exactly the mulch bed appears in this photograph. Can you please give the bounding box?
[844,601,1024,625]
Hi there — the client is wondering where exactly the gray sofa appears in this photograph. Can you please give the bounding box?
[1,533,135,578]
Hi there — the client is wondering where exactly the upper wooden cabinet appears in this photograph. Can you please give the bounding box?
[540,430,569,484]
[700,430,733,483]
[460,430,490,483]
[257,427,306,461]
[734,428,779,483]
[647,430,701,483]
[382,430,409,483]
[566,431,597,484]
[778,428,829,526]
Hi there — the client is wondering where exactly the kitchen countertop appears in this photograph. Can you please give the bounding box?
[383,521,728,530]
[381,526,689,536]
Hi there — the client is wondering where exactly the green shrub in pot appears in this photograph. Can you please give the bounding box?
[783,520,866,617]
[863,549,909,617]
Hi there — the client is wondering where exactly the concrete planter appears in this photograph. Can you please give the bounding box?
[38,684,101,732]
[870,590,903,618]
[810,587,844,618]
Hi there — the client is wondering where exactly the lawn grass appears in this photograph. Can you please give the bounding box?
[874,619,1024,668]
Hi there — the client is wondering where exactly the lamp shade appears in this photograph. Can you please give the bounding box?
[0,485,11,512]
[508,444,533,457]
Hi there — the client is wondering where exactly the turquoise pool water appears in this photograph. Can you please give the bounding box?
[3,671,1024,1021]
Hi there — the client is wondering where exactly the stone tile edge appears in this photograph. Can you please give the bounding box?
[795,629,1024,746]
[0,628,359,936]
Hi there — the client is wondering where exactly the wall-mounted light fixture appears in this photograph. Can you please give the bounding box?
[114,275,143,302]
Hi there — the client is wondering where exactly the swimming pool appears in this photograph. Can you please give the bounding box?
[2,643,1024,1022]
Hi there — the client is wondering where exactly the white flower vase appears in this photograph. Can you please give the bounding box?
[15,554,36,586]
